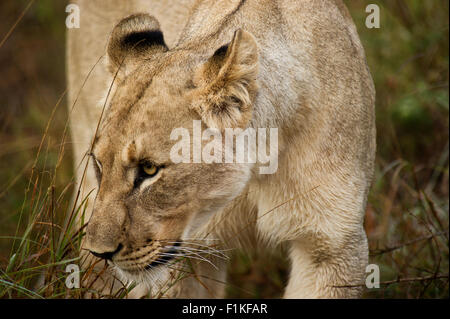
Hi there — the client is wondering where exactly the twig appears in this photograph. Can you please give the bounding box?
[0,0,35,49]
[370,230,449,256]
[334,274,449,288]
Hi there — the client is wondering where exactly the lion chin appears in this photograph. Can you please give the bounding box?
[112,263,174,295]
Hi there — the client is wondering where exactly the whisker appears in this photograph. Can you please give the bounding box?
[153,238,220,242]
[159,252,219,270]
[165,241,231,255]
[176,246,229,260]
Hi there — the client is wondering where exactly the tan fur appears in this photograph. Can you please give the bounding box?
[68,0,376,298]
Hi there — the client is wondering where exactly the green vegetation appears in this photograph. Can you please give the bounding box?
[0,0,448,298]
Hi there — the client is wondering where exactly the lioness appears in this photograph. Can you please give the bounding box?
[67,0,375,298]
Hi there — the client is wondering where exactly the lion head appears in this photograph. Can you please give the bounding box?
[84,14,259,283]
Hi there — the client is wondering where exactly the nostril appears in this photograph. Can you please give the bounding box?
[90,244,123,260]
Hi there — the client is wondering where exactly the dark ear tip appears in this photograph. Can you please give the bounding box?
[110,13,164,48]
[107,13,167,70]
[120,30,165,50]
[214,44,229,57]
[213,29,246,58]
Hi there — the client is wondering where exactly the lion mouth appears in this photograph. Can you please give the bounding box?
[144,241,182,270]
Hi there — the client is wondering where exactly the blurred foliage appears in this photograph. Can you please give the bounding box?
[0,0,448,298]
[0,0,69,258]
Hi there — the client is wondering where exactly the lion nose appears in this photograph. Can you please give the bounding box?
[89,243,123,260]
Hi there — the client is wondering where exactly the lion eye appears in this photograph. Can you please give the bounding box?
[141,162,158,177]
[134,161,162,189]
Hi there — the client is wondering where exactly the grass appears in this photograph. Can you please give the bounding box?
[0,0,448,298]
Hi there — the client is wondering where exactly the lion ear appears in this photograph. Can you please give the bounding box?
[192,29,259,129]
[106,14,168,77]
